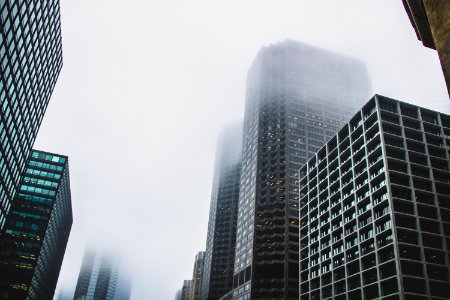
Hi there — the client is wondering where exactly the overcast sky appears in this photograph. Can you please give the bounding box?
[35,1,449,299]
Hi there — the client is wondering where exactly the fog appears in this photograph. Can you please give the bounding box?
[33,0,449,299]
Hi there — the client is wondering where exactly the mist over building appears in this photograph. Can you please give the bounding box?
[201,122,242,300]
[230,39,372,300]
[0,150,72,299]
[73,249,132,300]
[0,0,63,230]
[299,95,450,299]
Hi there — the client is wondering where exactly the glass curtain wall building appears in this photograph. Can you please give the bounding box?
[0,0,63,229]
[231,40,372,300]
[0,149,72,299]
[201,122,242,300]
[299,95,450,300]
[73,249,131,300]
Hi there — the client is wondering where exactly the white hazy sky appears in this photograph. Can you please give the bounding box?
[35,1,449,299]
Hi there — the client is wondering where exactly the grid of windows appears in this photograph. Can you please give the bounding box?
[299,95,450,300]
[0,0,63,230]
[201,124,243,300]
[0,149,72,299]
[231,40,372,300]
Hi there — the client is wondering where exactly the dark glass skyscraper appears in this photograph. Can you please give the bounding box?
[0,149,72,300]
[74,249,131,300]
[299,95,450,300]
[231,40,372,300]
[0,0,63,229]
[201,123,242,300]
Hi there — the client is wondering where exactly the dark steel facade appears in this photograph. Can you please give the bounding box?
[202,123,242,300]
[0,149,72,300]
[0,0,63,230]
[299,95,450,299]
[231,40,372,300]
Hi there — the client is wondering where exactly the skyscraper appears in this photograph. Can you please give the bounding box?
[299,95,450,299]
[231,40,372,299]
[201,123,242,300]
[73,249,131,300]
[191,251,205,300]
[0,0,63,230]
[0,149,72,300]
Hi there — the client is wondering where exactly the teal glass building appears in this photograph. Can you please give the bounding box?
[0,0,63,229]
[0,149,72,299]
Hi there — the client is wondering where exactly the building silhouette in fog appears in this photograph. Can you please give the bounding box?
[230,40,372,299]
[299,95,450,299]
[0,150,72,299]
[0,0,64,230]
[201,123,242,300]
[73,249,131,300]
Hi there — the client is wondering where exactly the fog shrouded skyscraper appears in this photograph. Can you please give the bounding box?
[0,0,63,230]
[0,150,72,299]
[73,249,131,300]
[299,95,450,299]
[231,40,372,300]
[201,122,242,300]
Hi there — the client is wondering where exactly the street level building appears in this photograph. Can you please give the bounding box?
[201,123,242,300]
[299,95,450,299]
[0,0,63,229]
[0,150,72,299]
[231,40,372,300]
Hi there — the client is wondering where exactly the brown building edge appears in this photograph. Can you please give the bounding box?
[403,0,450,97]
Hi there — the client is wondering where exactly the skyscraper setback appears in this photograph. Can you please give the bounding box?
[231,40,372,299]
[0,0,63,229]
[0,150,72,299]
[299,95,450,299]
[201,123,242,300]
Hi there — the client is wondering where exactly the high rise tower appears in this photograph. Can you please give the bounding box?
[299,95,450,300]
[0,0,63,229]
[73,249,131,300]
[201,123,242,300]
[231,40,372,299]
[0,150,72,299]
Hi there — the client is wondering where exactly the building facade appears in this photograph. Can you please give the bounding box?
[201,123,242,300]
[73,249,131,300]
[176,280,193,300]
[0,0,63,229]
[191,251,205,300]
[299,95,450,299]
[402,0,450,95]
[0,149,72,299]
[231,40,372,300]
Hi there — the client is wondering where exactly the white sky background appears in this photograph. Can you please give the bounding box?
[34,0,449,299]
